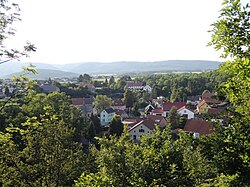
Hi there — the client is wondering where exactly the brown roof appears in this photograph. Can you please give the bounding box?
[197,100,206,108]
[128,119,156,132]
[72,98,84,106]
[147,115,166,128]
[207,108,224,114]
[162,102,186,111]
[184,119,215,135]
[115,109,126,116]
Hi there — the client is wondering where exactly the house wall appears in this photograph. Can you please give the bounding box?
[178,109,194,119]
[198,103,210,114]
[100,111,115,126]
[129,124,153,141]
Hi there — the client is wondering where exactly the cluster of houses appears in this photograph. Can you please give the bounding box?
[1,78,227,142]
[72,90,228,141]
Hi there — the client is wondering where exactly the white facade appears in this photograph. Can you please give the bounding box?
[100,109,115,126]
[143,85,152,93]
[129,123,153,141]
[177,107,194,119]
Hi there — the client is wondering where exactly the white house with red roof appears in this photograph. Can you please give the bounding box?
[177,106,194,119]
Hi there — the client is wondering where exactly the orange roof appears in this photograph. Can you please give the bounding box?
[184,119,215,135]
[152,108,163,114]
[197,100,206,108]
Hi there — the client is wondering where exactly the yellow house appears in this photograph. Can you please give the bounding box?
[197,100,211,114]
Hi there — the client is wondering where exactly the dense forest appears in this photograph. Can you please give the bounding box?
[0,0,250,186]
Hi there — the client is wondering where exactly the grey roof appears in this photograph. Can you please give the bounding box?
[104,108,115,114]
[41,85,60,93]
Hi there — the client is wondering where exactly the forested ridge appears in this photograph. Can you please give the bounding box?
[0,0,250,186]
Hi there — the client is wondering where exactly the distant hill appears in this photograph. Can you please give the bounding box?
[0,60,222,78]
[60,60,222,74]
[3,69,79,80]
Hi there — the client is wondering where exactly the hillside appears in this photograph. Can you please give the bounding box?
[3,69,79,80]
[0,60,222,78]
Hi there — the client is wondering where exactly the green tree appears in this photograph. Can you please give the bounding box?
[109,76,115,85]
[4,86,10,97]
[166,106,181,129]
[124,89,136,108]
[94,95,113,112]
[109,114,123,136]
[0,92,86,186]
[0,1,35,64]
[206,0,250,184]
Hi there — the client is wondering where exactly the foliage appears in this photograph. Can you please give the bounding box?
[208,0,250,59]
[94,95,113,112]
[0,0,36,64]
[109,114,123,136]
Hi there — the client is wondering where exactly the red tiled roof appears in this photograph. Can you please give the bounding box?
[197,100,206,108]
[162,102,186,111]
[152,108,163,114]
[184,119,215,135]
[177,106,194,112]
[72,98,84,106]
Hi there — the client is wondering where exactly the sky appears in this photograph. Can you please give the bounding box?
[5,0,248,64]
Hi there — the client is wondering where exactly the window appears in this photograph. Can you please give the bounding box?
[134,130,136,133]
[133,135,136,140]
[139,129,145,132]
[103,114,105,117]
[184,110,186,113]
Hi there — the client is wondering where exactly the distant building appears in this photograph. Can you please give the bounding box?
[143,85,152,93]
[71,97,94,118]
[113,99,126,111]
[41,84,60,94]
[126,81,144,90]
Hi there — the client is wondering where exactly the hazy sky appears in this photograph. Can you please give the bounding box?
[6,0,248,64]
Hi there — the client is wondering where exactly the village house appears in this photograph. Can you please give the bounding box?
[151,102,186,117]
[128,119,155,141]
[113,99,126,110]
[177,106,195,119]
[186,96,200,105]
[143,85,152,93]
[71,97,94,118]
[147,115,166,128]
[100,108,115,126]
[114,109,128,120]
[145,104,155,115]
[126,81,144,91]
